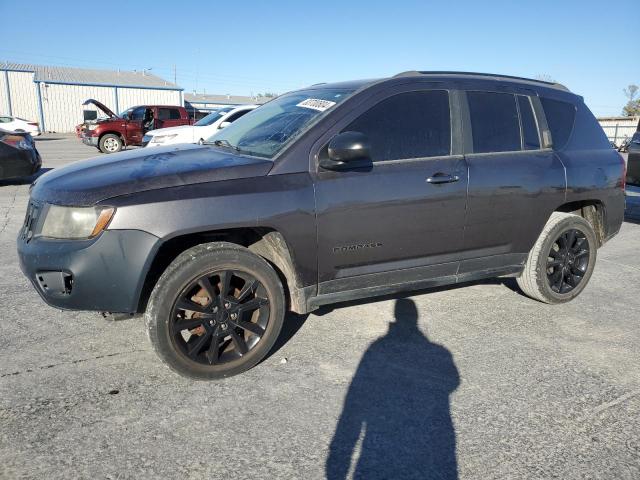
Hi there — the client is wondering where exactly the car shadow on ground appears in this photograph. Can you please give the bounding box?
[325,298,459,480]
[0,167,53,187]
[34,137,66,142]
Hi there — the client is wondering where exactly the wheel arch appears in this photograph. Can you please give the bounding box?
[99,131,126,145]
[554,200,606,246]
[136,227,305,314]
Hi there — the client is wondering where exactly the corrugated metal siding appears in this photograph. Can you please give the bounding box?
[117,88,181,110]
[0,73,8,114]
[7,71,39,122]
[40,83,116,132]
[598,117,639,144]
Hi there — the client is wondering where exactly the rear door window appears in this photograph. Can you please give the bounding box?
[540,98,576,150]
[158,108,182,120]
[517,96,541,150]
[344,90,451,162]
[467,92,521,153]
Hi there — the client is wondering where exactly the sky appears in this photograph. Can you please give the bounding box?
[1,0,638,116]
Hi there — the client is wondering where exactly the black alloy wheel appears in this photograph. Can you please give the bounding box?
[171,270,270,366]
[546,229,590,294]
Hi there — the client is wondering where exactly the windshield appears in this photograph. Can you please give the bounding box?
[206,88,354,158]
[194,108,233,126]
[119,108,132,120]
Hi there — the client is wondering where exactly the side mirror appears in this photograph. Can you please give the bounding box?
[219,121,231,129]
[320,131,372,171]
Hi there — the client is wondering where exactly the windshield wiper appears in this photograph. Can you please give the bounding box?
[201,138,241,151]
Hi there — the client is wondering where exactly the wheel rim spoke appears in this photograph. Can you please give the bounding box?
[237,279,258,302]
[218,271,231,305]
[187,331,211,359]
[572,237,586,252]
[547,259,562,268]
[236,320,265,337]
[574,249,589,259]
[174,318,206,332]
[197,277,216,305]
[239,297,268,313]
[230,330,248,355]
[176,298,209,314]
[206,333,221,364]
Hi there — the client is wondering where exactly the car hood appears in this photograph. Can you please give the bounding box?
[30,144,273,206]
[82,99,118,118]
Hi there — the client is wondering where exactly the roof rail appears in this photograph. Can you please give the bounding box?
[392,71,569,91]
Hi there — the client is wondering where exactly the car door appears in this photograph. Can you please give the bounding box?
[460,90,566,275]
[156,107,184,129]
[126,106,146,144]
[313,88,469,294]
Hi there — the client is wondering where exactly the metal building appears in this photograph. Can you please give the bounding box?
[184,93,268,113]
[597,116,640,146]
[0,62,183,133]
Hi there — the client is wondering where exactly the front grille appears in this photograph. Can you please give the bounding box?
[21,201,41,243]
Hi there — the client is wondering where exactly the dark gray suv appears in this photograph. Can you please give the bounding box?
[17,71,626,379]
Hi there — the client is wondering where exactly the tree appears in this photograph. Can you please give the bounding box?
[622,84,640,116]
[535,74,557,83]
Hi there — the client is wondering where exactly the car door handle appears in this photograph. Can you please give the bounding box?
[426,173,460,184]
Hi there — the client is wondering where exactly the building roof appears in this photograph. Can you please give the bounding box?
[0,61,181,90]
[185,93,270,105]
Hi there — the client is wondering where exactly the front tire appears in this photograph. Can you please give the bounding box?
[145,242,285,379]
[517,212,597,304]
[99,133,123,154]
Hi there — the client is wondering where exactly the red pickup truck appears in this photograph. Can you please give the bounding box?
[78,99,193,154]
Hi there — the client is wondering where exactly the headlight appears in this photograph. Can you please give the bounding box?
[150,134,178,144]
[40,205,115,239]
[87,124,99,131]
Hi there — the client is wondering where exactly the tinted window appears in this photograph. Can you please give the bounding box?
[344,90,451,162]
[540,98,576,150]
[130,107,145,121]
[518,96,540,150]
[226,109,251,123]
[158,108,181,120]
[468,92,521,153]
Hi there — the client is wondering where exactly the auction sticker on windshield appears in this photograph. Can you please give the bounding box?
[296,99,337,112]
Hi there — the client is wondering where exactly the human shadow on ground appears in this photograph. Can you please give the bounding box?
[326,298,460,480]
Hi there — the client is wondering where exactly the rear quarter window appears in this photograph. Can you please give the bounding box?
[540,98,576,150]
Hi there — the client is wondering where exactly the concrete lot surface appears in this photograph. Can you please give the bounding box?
[0,135,639,479]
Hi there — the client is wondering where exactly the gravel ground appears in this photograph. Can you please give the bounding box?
[0,136,639,479]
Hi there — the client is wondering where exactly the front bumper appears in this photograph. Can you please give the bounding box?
[18,228,160,313]
[81,134,99,147]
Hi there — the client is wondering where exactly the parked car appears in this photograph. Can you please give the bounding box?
[17,71,625,379]
[143,105,258,147]
[0,115,41,136]
[77,99,193,154]
[0,130,41,180]
[626,131,640,186]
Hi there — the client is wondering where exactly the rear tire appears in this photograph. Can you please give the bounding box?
[517,212,597,304]
[145,242,285,380]
[99,133,123,154]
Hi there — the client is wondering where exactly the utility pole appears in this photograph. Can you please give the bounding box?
[173,65,177,85]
